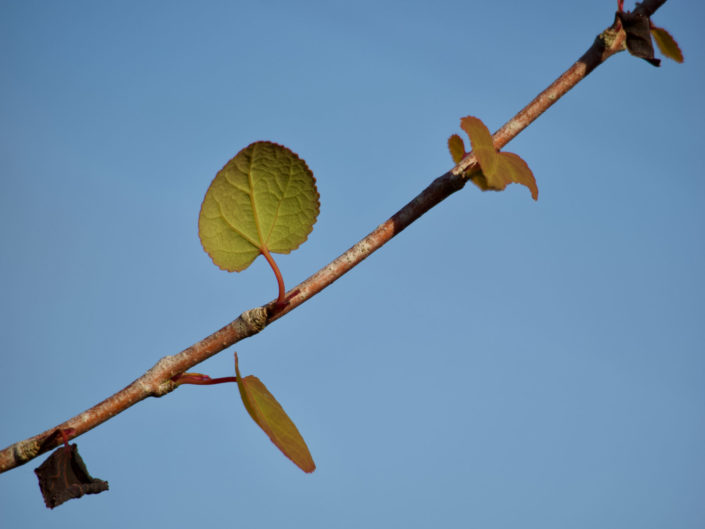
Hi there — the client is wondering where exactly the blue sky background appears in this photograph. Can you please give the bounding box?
[1,1,703,527]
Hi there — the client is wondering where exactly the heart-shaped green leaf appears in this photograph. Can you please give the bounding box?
[235,354,316,473]
[199,141,320,273]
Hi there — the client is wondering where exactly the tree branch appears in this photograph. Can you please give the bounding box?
[0,0,669,474]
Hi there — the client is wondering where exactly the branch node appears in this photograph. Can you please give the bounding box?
[241,306,268,333]
[153,379,178,397]
[598,26,626,52]
[141,356,180,397]
[13,439,41,465]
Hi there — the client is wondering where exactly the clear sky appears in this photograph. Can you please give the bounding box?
[1,1,703,527]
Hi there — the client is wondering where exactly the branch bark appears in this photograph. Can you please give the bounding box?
[0,0,669,474]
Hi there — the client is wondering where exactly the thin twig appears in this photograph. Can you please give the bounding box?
[0,0,669,474]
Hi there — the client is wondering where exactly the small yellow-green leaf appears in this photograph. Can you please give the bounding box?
[460,116,497,174]
[495,152,538,200]
[459,116,538,200]
[448,134,466,164]
[651,26,684,63]
[235,354,315,473]
[199,141,320,272]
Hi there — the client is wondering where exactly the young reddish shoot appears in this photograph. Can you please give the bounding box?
[172,373,238,386]
[260,246,287,307]
[60,429,71,449]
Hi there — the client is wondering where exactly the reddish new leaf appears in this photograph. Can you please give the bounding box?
[459,116,538,200]
[235,354,315,473]
[34,444,109,509]
[651,26,684,63]
[448,134,466,164]
[616,11,660,66]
